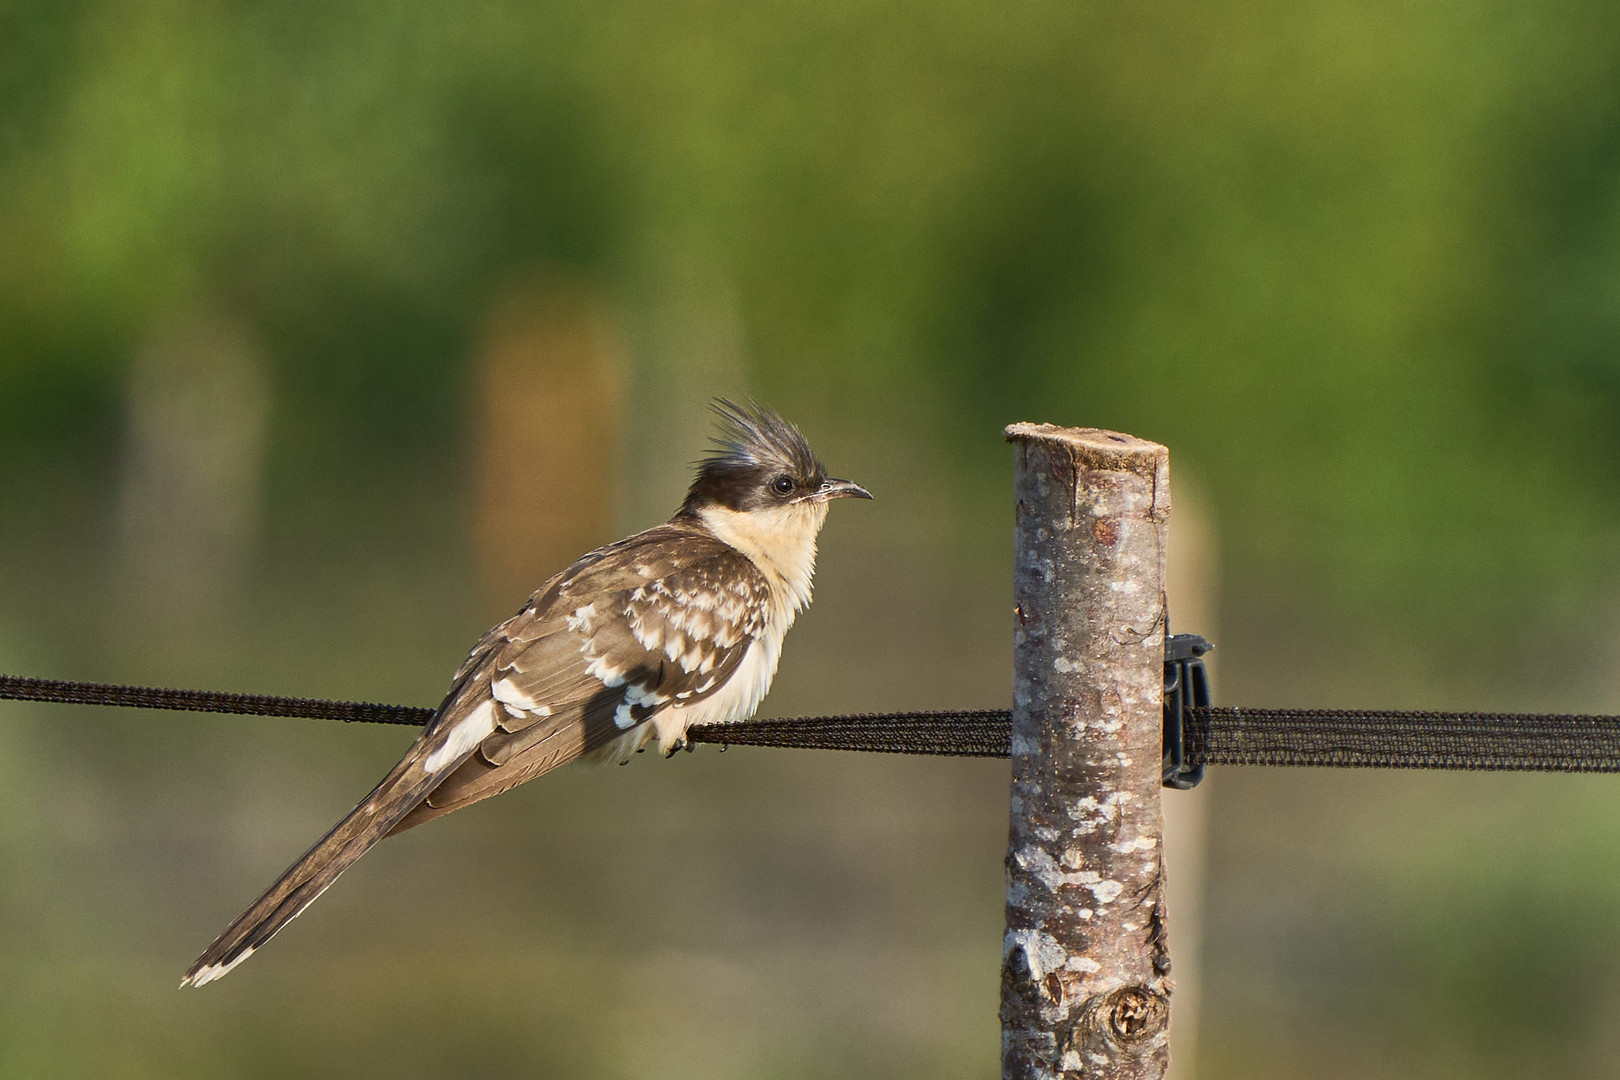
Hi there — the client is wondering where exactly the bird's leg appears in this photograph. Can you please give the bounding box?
[662,735,691,758]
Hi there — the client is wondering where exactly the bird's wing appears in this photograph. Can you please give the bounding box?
[182,523,768,986]
[389,524,773,829]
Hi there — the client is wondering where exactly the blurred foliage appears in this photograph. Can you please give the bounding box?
[4,0,1620,657]
[4,0,1620,1076]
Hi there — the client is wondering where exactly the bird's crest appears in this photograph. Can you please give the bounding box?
[697,398,823,484]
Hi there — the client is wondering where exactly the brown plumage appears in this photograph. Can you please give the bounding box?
[390,524,772,832]
[181,400,870,987]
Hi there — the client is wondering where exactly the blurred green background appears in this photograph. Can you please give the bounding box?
[5,0,1620,1076]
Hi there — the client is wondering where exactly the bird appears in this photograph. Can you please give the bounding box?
[181,398,871,987]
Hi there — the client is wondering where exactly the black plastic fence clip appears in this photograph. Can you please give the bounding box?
[1163,633,1213,790]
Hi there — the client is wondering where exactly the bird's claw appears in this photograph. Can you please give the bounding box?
[662,736,691,758]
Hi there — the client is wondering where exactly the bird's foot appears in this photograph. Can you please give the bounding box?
[662,736,691,758]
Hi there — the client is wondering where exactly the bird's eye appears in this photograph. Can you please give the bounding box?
[771,475,796,496]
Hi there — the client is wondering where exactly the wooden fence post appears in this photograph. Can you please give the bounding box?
[1002,424,1173,1080]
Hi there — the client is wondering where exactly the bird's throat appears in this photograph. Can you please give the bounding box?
[693,501,826,616]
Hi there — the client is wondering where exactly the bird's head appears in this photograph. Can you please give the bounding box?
[678,399,871,601]
[680,398,872,517]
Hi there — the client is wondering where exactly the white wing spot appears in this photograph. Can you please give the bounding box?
[492,677,546,712]
[627,683,666,709]
[565,603,598,632]
[614,681,668,728]
[584,654,628,688]
[613,701,636,729]
[662,633,686,662]
[425,700,498,772]
[631,617,664,654]
[184,946,256,987]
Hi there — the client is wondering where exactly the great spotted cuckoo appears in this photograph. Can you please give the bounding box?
[182,399,871,987]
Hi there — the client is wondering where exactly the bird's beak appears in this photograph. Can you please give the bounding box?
[810,477,874,502]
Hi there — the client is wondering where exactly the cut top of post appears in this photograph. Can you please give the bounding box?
[1004,424,1170,520]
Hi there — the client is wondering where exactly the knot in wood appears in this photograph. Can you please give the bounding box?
[1105,985,1168,1045]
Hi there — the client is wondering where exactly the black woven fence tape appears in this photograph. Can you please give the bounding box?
[686,710,1011,757]
[9,673,1620,773]
[0,675,437,727]
[1187,706,1620,773]
[691,706,1620,771]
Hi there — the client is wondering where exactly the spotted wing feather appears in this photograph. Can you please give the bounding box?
[390,522,771,830]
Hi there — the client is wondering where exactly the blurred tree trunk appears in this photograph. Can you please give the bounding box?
[474,272,623,602]
[120,308,269,637]
[1163,482,1217,1080]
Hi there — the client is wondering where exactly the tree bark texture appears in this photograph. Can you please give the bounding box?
[1001,424,1172,1080]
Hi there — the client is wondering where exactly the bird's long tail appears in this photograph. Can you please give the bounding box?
[180,741,452,988]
